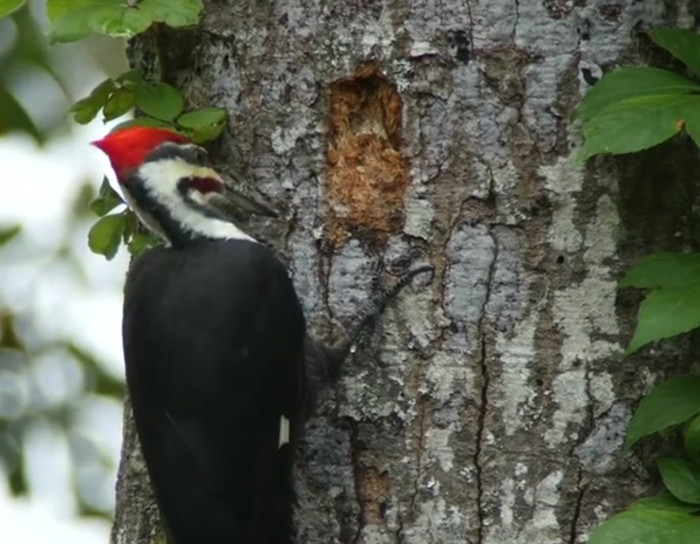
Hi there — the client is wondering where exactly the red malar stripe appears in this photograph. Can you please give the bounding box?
[191,177,224,194]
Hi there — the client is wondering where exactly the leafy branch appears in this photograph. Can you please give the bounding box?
[0,0,26,18]
[578,29,700,358]
[578,28,700,544]
[71,69,227,143]
[589,378,700,543]
[46,0,203,43]
[576,29,700,161]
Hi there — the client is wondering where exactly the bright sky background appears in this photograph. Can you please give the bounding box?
[0,4,150,540]
[0,73,128,544]
[0,0,136,537]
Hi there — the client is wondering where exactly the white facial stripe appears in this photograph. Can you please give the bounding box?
[140,159,223,184]
[133,158,255,244]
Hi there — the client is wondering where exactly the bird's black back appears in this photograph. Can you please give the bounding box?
[123,238,305,544]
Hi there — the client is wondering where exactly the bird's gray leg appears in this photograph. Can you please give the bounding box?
[303,265,434,414]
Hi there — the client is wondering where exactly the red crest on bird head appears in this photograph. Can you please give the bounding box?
[92,126,190,182]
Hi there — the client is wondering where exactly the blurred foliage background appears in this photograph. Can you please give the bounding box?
[0,0,129,534]
[1,1,126,139]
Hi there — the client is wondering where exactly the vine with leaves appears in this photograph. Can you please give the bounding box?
[576,28,700,543]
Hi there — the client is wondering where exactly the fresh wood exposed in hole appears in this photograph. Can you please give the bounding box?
[326,65,410,245]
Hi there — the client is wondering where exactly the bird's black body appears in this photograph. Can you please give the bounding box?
[123,238,305,544]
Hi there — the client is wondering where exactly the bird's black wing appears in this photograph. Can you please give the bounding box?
[123,239,305,544]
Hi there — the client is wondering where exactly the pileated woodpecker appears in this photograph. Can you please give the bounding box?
[94,126,430,544]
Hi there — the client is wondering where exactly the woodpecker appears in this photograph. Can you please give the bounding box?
[94,127,304,544]
[94,126,431,544]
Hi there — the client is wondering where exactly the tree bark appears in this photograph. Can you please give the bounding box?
[112,2,700,543]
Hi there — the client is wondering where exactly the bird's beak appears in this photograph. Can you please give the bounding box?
[204,179,278,219]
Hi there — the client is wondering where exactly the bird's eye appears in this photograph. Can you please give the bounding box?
[194,146,208,164]
[183,145,209,165]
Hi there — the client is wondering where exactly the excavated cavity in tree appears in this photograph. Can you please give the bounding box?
[326,65,410,245]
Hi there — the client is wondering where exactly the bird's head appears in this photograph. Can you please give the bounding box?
[92,127,275,246]
[92,126,190,181]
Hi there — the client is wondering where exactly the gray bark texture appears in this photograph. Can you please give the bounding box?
[111,2,700,543]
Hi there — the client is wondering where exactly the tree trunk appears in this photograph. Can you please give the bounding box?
[111,2,700,543]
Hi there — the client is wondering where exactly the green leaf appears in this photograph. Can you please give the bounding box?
[0,225,21,246]
[70,78,117,123]
[626,286,700,354]
[658,457,700,504]
[685,415,700,464]
[96,175,122,199]
[95,5,153,37]
[87,213,126,260]
[71,182,95,218]
[128,232,157,256]
[70,98,102,124]
[48,0,202,28]
[626,376,700,449]
[47,0,202,34]
[137,0,202,28]
[0,313,23,350]
[588,509,700,544]
[102,88,134,121]
[0,88,41,141]
[46,0,91,20]
[115,69,143,86]
[0,0,27,18]
[580,94,689,161]
[48,1,107,42]
[177,107,227,129]
[622,252,700,354]
[680,98,700,149]
[648,29,700,78]
[177,107,227,142]
[574,67,700,122]
[8,450,26,496]
[133,83,183,121]
[122,209,138,243]
[621,253,700,289]
[109,117,175,133]
[89,177,124,216]
[88,77,117,101]
[49,1,153,43]
[187,124,227,143]
[630,493,700,513]
[65,342,124,398]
